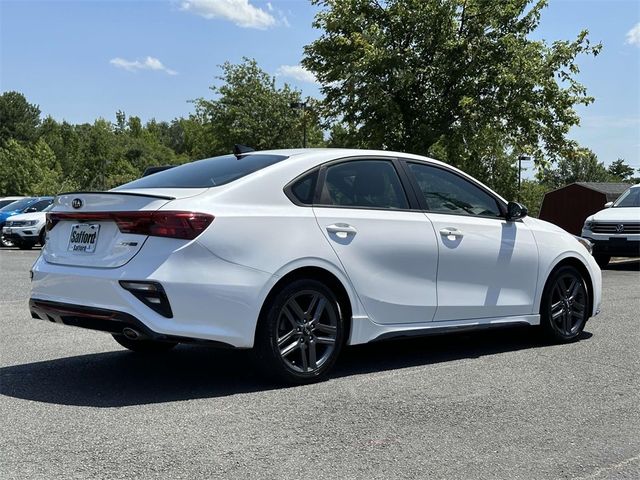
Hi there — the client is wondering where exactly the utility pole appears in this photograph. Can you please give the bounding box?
[289,100,308,148]
[517,154,532,201]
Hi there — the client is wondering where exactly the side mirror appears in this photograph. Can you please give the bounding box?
[506,201,528,221]
[25,207,38,213]
[604,201,613,208]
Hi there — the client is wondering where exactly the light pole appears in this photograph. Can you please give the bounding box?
[517,154,532,201]
[289,100,308,148]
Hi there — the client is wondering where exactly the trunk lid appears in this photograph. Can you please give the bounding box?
[43,191,185,268]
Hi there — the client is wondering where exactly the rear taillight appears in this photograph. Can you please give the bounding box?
[46,211,214,240]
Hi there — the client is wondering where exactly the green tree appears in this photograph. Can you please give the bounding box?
[537,148,611,188]
[607,158,635,181]
[194,58,324,155]
[303,0,601,184]
[519,179,546,217]
[0,139,70,195]
[0,91,41,146]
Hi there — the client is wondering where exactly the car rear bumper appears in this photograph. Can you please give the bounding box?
[29,299,235,347]
[30,239,275,348]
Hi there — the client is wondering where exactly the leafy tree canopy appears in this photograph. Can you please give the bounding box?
[193,58,324,155]
[303,0,602,181]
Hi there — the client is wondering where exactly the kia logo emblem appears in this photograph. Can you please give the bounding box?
[72,198,83,209]
[616,224,624,233]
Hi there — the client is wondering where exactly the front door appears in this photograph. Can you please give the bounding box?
[404,161,539,321]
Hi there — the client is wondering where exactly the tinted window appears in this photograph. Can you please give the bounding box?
[289,170,318,205]
[26,199,53,212]
[408,163,502,217]
[0,198,33,212]
[320,160,409,209]
[0,200,18,209]
[613,187,640,208]
[116,154,289,189]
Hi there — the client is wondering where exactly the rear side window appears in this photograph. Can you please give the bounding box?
[320,160,409,210]
[288,170,318,205]
[115,154,289,189]
[408,163,502,217]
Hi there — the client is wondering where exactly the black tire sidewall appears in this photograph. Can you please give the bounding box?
[255,278,345,384]
[541,265,589,342]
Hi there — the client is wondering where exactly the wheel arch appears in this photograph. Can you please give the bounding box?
[256,265,355,344]
[540,256,595,320]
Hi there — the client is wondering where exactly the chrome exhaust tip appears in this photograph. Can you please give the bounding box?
[122,327,141,340]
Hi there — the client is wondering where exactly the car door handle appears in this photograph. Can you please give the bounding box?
[326,224,357,235]
[439,227,463,238]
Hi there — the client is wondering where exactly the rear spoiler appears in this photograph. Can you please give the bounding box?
[55,191,176,200]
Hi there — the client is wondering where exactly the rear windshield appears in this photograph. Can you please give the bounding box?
[115,154,289,189]
[0,198,33,212]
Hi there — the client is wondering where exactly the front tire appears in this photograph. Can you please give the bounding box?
[541,266,590,342]
[0,234,14,248]
[112,334,178,353]
[254,279,345,384]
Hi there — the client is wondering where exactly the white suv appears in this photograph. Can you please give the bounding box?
[582,184,640,267]
[2,205,52,249]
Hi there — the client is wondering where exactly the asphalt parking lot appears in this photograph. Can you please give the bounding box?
[1,249,639,480]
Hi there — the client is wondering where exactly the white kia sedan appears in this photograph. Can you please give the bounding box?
[30,149,602,383]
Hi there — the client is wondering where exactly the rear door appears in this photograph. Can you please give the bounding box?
[312,158,439,325]
[403,161,539,321]
[44,192,175,268]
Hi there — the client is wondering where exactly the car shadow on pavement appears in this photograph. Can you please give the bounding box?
[0,326,592,408]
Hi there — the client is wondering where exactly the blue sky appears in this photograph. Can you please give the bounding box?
[1,0,639,170]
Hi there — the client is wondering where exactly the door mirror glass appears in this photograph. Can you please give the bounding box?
[604,201,613,208]
[506,201,528,220]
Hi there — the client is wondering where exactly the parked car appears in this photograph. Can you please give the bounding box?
[29,149,601,384]
[0,197,54,247]
[2,204,53,249]
[0,196,26,209]
[581,184,640,267]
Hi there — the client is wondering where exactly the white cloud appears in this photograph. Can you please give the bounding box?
[276,65,317,84]
[181,0,276,29]
[110,56,177,75]
[626,22,640,46]
[266,2,273,12]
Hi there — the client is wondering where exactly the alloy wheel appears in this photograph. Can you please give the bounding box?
[276,290,338,374]
[548,272,587,336]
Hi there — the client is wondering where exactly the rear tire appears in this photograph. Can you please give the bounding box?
[112,334,178,353]
[540,265,590,343]
[39,228,46,246]
[594,254,610,268]
[254,279,345,384]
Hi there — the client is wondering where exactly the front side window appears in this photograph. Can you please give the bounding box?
[408,163,502,217]
[613,187,640,208]
[320,160,409,210]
